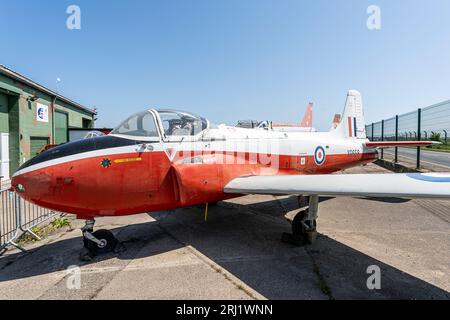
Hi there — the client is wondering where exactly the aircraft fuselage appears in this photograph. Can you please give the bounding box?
[12,128,377,219]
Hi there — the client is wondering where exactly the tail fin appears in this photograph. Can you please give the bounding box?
[331,90,366,139]
[331,113,341,130]
[300,103,313,128]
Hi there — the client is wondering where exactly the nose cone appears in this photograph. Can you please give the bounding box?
[11,167,52,199]
[13,148,63,199]
[11,135,139,214]
[11,138,101,206]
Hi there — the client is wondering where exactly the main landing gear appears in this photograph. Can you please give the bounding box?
[282,195,319,246]
[80,219,118,260]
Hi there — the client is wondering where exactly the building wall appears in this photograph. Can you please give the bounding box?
[18,95,53,164]
[8,96,20,175]
[55,100,94,128]
[0,72,95,176]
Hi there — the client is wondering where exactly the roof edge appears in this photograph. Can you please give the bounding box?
[0,65,96,115]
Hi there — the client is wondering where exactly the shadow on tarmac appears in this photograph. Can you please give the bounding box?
[0,196,448,299]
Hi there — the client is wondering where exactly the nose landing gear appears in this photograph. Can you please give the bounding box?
[80,219,118,260]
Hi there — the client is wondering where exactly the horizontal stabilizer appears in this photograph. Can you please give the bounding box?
[365,141,439,148]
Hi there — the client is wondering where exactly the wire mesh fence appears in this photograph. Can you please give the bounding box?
[365,99,450,168]
[421,100,450,143]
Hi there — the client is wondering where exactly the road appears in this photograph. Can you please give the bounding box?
[0,164,449,300]
[384,147,450,168]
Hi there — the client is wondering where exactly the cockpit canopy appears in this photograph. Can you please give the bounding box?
[110,109,209,141]
[157,110,208,137]
[111,111,159,138]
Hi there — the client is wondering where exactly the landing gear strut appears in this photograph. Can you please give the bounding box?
[80,219,118,259]
[282,195,319,246]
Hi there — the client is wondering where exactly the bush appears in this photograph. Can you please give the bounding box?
[430,132,441,142]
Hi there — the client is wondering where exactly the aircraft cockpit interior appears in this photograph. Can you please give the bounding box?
[110,109,210,141]
[156,110,208,137]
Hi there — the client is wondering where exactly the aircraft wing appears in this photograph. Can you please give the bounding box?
[365,141,439,148]
[224,173,450,199]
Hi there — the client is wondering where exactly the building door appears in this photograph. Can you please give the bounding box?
[0,93,10,181]
[55,111,68,144]
[30,137,50,158]
[0,133,10,181]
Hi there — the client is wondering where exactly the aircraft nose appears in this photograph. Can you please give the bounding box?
[11,135,137,211]
[11,170,48,197]
[11,138,96,195]
[12,147,60,197]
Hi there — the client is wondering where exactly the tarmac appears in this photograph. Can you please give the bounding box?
[0,163,449,300]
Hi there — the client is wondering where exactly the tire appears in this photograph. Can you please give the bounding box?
[84,229,118,255]
[292,210,307,236]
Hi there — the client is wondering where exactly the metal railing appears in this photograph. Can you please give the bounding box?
[366,99,450,169]
[0,189,61,255]
[0,191,21,253]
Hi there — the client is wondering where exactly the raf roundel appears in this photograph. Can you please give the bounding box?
[314,146,326,166]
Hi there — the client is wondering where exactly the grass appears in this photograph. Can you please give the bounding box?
[49,217,72,229]
[425,144,450,153]
[399,143,450,153]
[17,217,72,245]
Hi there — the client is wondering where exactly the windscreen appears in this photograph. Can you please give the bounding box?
[111,111,159,138]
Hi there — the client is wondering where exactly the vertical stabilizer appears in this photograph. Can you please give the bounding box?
[331,90,366,139]
[300,103,313,128]
[331,113,341,130]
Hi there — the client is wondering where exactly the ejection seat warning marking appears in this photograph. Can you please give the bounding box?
[114,157,143,164]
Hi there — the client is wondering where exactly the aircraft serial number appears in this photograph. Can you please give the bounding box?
[347,149,361,155]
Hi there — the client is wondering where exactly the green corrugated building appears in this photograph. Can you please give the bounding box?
[0,65,96,181]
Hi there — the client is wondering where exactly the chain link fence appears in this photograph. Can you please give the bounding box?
[366,100,450,169]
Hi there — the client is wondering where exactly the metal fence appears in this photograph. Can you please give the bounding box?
[0,189,61,255]
[366,99,450,168]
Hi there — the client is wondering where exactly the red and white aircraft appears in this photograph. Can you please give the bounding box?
[11,90,450,255]
[271,102,315,132]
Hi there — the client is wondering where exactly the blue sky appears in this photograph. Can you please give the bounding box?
[1,0,450,130]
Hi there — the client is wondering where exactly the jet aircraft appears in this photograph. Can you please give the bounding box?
[12,90,450,255]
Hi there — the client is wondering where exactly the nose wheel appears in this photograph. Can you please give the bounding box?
[81,219,118,258]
